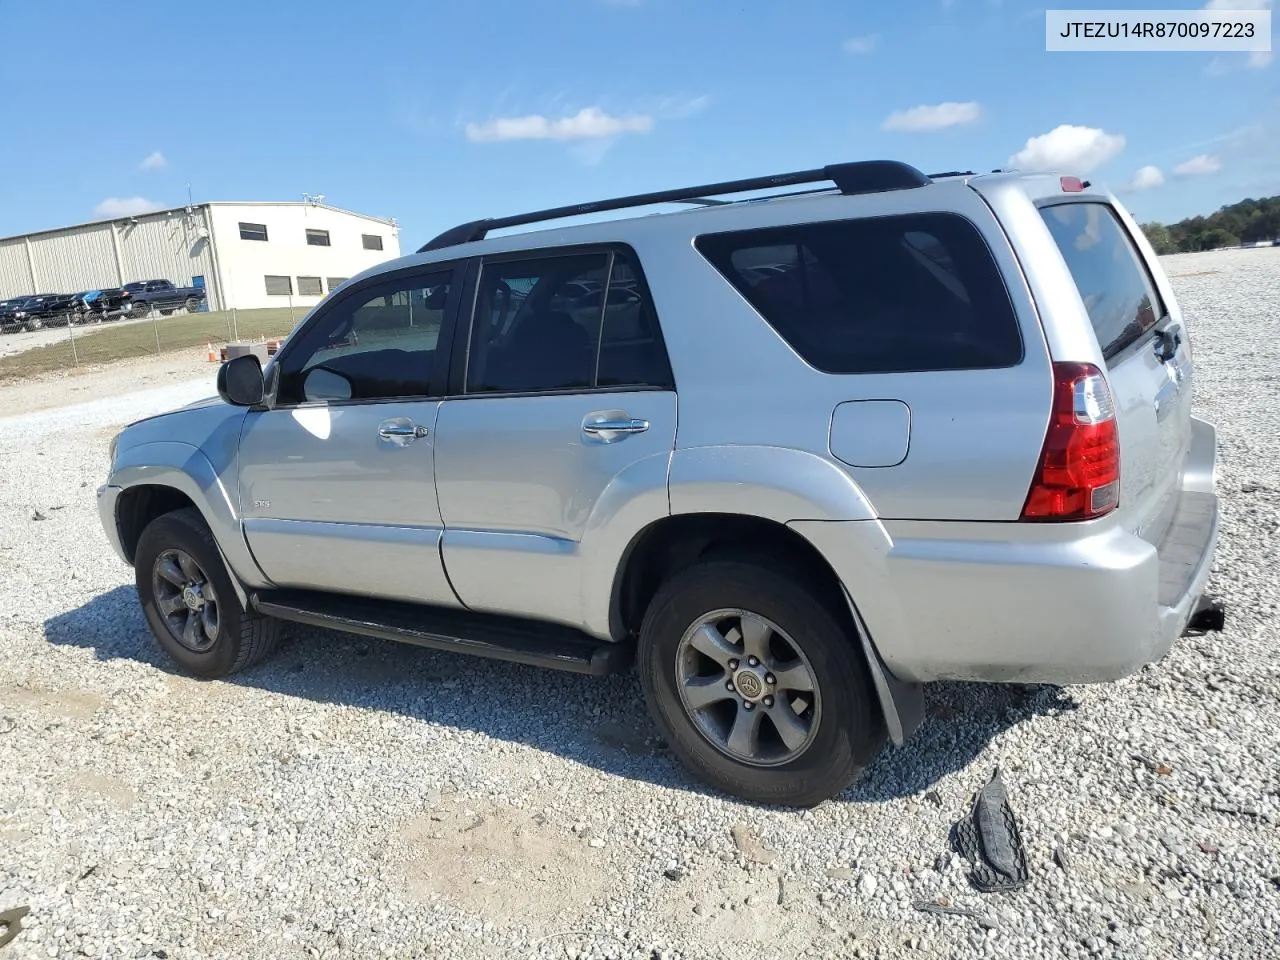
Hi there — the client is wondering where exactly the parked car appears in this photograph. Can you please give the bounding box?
[98,161,1223,806]
[0,296,34,333]
[74,287,134,321]
[122,279,206,316]
[8,293,73,329]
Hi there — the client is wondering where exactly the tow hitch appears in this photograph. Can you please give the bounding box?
[1183,595,1226,635]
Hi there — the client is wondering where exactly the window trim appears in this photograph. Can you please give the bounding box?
[692,211,1025,376]
[296,275,324,296]
[239,222,269,242]
[362,233,384,251]
[443,241,676,399]
[266,261,465,410]
[264,275,293,296]
[305,228,331,247]
[1036,197,1170,363]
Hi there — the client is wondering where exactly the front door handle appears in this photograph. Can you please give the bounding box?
[582,415,650,441]
[378,418,428,445]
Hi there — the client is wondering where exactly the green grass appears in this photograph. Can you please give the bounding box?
[0,308,303,381]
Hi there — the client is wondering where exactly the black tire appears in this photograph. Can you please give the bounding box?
[134,507,280,678]
[24,316,42,331]
[638,559,885,807]
[185,297,200,312]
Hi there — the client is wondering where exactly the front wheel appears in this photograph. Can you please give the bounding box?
[638,559,885,807]
[24,316,42,331]
[134,507,280,678]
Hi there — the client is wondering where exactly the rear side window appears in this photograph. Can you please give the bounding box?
[695,213,1022,374]
[1040,202,1164,360]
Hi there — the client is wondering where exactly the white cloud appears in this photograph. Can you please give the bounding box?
[465,107,654,142]
[95,196,163,217]
[138,150,167,171]
[1173,154,1222,176]
[1008,124,1126,173]
[1127,165,1165,191]
[881,101,982,132]
[842,34,878,54]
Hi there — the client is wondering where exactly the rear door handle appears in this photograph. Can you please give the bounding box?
[582,415,650,441]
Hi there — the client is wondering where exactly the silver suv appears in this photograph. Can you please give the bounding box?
[98,161,1222,806]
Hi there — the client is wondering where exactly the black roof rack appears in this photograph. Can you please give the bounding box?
[418,160,932,252]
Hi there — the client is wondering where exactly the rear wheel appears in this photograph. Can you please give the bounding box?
[185,297,200,312]
[638,559,885,806]
[134,508,280,678]
[24,316,42,331]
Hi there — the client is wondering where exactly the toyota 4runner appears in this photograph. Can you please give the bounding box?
[98,161,1223,806]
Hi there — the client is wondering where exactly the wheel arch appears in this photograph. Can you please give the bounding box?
[109,441,270,592]
[608,511,924,746]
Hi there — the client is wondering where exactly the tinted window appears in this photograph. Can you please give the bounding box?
[695,213,1022,374]
[277,271,452,404]
[465,251,672,394]
[596,255,673,388]
[239,222,268,241]
[1040,202,1164,360]
[362,234,384,251]
[466,253,609,394]
[297,276,323,296]
[264,275,292,296]
[305,229,331,247]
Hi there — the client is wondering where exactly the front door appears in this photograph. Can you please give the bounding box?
[237,266,462,606]
[433,248,678,629]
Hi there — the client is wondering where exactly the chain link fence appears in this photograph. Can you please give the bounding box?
[0,301,304,381]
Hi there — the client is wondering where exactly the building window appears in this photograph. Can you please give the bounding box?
[265,275,293,296]
[239,222,269,242]
[326,277,349,292]
[297,276,323,296]
[362,234,384,251]
[306,229,331,247]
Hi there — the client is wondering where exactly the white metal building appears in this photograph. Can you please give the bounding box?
[0,201,401,311]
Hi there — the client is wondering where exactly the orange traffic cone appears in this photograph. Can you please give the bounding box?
[206,342,219,362]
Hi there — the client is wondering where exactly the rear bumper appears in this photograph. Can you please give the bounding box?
[791,416,1220,686]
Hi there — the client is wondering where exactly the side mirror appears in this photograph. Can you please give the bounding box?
[217,354,265,406]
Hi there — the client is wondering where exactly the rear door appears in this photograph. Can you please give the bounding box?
[433,246,677,627]
[1037,199,1192,541]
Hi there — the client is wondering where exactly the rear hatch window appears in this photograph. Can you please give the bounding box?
[1039,202,1164,360]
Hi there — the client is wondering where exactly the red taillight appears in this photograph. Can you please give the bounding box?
[1060,176,1087,193]
[1021,361,1120,521]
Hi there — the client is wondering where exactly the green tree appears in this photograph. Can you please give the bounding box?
[1196,228,1240,250]
[1140,222,1177,255]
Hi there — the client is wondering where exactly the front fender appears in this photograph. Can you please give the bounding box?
[669,445,876,522]
[109,441,270,589]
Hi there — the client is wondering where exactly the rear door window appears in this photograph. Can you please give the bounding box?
[694,213,1022,374]
[1039,202,1165,360]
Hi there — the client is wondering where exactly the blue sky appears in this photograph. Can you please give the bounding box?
[0,0,1275,246]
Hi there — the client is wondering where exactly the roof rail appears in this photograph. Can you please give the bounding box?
[418,160,932,252]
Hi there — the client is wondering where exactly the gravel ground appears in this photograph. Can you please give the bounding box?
[1,248,1278,960]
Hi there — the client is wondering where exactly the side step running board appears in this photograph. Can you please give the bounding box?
[251,589,634,676]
